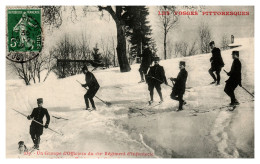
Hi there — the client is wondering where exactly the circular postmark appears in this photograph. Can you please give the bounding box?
[6,8,43,63]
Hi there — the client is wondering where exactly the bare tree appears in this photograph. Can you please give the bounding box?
[100,37,114,68]
[9,62,32,85]
[43,50,56,82]
[8,52,54,85]
[198,22,212,54]
[167,40,174,58]
[77,31,92,60]
[52,34,79,78]
[174,42,182,57]
[180,41,188,57]
[158,6,178,60]
[174,41,196,57]
[188,41,198,56]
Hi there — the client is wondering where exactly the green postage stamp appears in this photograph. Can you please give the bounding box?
[6,8,43,62]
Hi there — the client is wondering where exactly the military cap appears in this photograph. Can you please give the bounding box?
[209,41,215,46]
[154,57,160,61]
[232,51,239,57]
[179,61,186,66]
[37,98,43,104]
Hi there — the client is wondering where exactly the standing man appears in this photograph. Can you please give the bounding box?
[224,51,242,105]
[208,41,225,85]
[139,46,152,83]
[146,57,168,104]
[81,66,100,110]
[27,98,50,150]
[170,61,188,111]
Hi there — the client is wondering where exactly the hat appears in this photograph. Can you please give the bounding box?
[232,51,239,57]
[37,98,43,104]
[209,41,215,46]
[154,57,160,61]
[179,61,186,66]
[82,65,88,71]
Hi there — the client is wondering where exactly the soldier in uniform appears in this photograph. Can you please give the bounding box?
[224,51,242,105]
[146,57,168,104]
[139,46,152,83]
[208,41,225,85]
[81,66,100,110]
[27,98,50,149]
[170,61,188,111]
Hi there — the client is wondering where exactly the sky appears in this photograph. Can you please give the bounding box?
[149,6,254,55]
[6,6,254,80]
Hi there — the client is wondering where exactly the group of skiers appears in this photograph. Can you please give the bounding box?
[207,41,242,105]
[25,40,242,150]
[138,47,188,111]
[138,40,242,109]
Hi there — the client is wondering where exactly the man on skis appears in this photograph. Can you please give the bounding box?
[208,41,225,85]
[81,65,100,111]
[27,98,50,150]
[224,51,242,106]
[139,45,152,83]
[170,61,188,111]
[146,57,168,104]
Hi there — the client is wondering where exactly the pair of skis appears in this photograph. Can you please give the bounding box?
[83,108,96,112]
[129,101,163,117]
[191,99,254,116]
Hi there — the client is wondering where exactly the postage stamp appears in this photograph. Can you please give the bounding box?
[6,8,43,63]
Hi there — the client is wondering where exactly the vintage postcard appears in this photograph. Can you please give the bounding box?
[6,5,254,158]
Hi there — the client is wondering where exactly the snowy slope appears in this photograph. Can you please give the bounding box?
[6,38,254,158]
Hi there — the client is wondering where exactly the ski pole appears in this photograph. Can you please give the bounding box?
[145,75,173,88]
[91,67,97,72]
[241,86,254,98]
[224,70,254,97]
[76,80,112,106]
[11,108,63,136]
[224,69,228,74]
[52,115,69,120]
[146,75,191,92]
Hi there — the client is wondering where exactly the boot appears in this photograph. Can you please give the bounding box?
[176,108,183,112]
[210,81,216,85]
[138,79,145,83]
[234,99,240,105]
[85,107,91,111]
[159,100,164,104]
[35,137,40,150]
[32,139,37,149]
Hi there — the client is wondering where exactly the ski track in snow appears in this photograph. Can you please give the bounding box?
[210,109,239,157]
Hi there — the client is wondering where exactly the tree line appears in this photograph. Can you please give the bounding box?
[8,6,231,85]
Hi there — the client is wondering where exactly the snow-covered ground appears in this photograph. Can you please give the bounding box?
[6,38,254,158]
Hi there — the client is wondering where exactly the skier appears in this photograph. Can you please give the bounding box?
[208,41,225,85]
[27,98,50,150]
[224,51,242,105]
[146,57,168,104]
[139,46,152,83]
[170,61,188,111]
[81,65,100,110]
